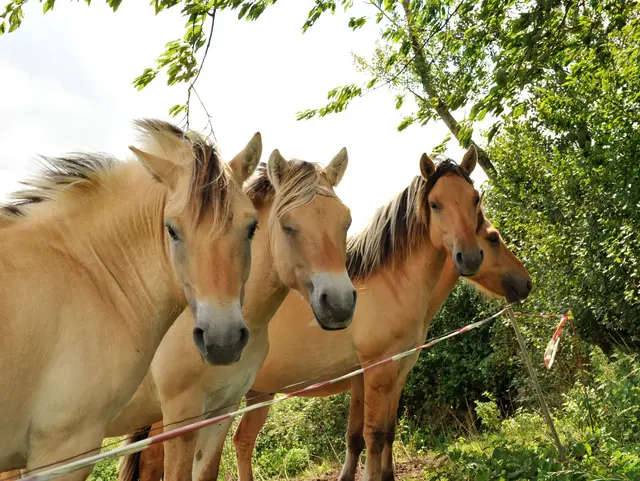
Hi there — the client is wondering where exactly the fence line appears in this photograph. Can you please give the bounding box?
[20,307,516,481]
[17,305,572,481]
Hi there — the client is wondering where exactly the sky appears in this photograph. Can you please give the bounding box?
[0,0,488,234]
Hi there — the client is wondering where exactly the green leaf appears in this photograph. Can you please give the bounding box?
[348,16,366,30]
[132,68,157,91]
[512,103,526,118]
[43,0,56,14]
[296,109,319,121]
[168,103,187,118]
[106,0,123,12]
[397,115,415,132]
[433,134,452,153]
[394,94,404,109]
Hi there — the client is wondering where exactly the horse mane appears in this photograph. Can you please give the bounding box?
[0,152,121,225]
[0,119,232,228]
[245,160,336,230]
[346,157,474,280]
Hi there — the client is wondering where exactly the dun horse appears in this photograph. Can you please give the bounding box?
[0,120,262,481]
[123,146,528,481]
[110,148,357,481]
[231,148,532,481]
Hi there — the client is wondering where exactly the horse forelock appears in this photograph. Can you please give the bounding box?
[134,119,233,231]
[245,160,336,219]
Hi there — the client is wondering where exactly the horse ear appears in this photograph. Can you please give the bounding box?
[229,132,262,183]
[130,146,183,189]
[267,149,289,189]
[419,153,435,179]
[325,147,348,187]
[461,144,477,175]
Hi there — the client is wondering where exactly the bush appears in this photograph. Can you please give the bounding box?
[424,347,640,480]
[246,394,350,479]
[399,282,580,444]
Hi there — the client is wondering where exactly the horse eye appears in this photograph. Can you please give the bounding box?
[283,225,297,234]
[166,224,179,242]
[248,222,258,240]
[487,233,500,245]
[430,202,441,211]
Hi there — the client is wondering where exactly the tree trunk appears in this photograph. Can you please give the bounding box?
[402,0,497,180]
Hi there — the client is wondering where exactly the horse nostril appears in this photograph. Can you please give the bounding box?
[352,289,357,304]
[238,326,249,348]
[479,249,484,262]
[455,252,463,264]
[193,327,205,350]
[320,292,329,307]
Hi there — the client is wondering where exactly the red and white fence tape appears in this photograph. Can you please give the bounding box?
[19,305,562,481]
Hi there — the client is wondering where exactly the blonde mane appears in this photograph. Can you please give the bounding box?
[245,160,336,232]
[346,158,474,280]
[0,152,123,226]
[0,120,233,229]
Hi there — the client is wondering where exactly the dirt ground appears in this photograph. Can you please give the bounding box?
[302,455,446,481]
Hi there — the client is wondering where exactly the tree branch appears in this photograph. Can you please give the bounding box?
[401,0,497,179]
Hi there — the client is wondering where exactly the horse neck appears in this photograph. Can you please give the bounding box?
[364,238,457,336]
[241,201,289,331]
[57,178,181,349]
[422,260,460,332]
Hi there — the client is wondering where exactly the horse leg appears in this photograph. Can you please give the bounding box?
[233,391,275,481]
[362,365,398,481]
[25,425,105,481]
[162,395,204,481]
[338,375,365,481]
[119,422,164,481]
[138,432,165,481]
[380,377,406,481]
[191,408,237,481]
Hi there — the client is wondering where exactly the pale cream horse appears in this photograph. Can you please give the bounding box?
[230,149,533,481]
[0,120,262,481]
[110,148,356,481]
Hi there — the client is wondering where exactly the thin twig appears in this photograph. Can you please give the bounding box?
[185,6,218,132]
[192,86,217,141]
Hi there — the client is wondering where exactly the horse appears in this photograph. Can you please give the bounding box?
[120,145,514,481]
[109,147,357,481]
[0,119,262,481]
[230,150,532,481]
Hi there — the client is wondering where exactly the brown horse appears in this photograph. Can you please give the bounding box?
[109,148,356,481]
[0,120,262,481]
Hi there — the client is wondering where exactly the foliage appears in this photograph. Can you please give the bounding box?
[86,438,122,481]
[295,1,638,139]
[399,283,581,445]
[483,9,640,349]
[248,394,350,478]
[423,347,640,481]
